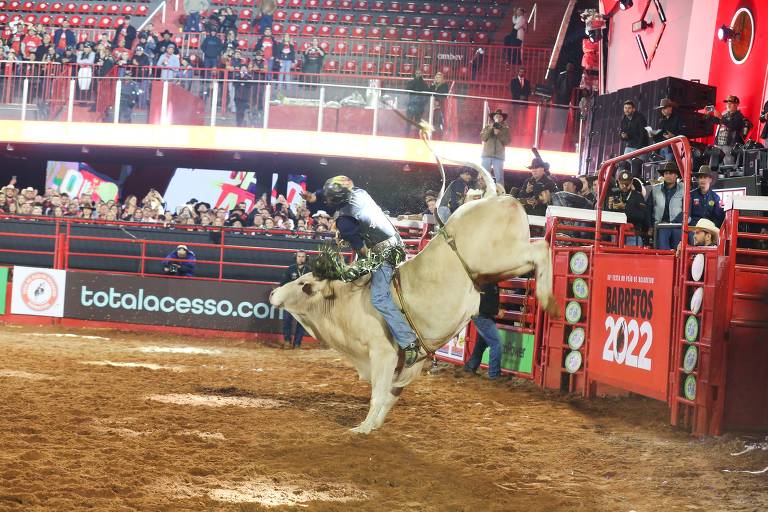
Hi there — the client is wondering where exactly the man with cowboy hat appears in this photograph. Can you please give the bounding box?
[516,156,558,214]
[689,165,724,230]
[608,169,650,246]
[480,108,511,185]
[708,95,751,167]
[646,160,684,250]
[650,98,685,161]
[676,218,719,256]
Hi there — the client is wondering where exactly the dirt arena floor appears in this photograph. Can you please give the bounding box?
[0,325,766,511]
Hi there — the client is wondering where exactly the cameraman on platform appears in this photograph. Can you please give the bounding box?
[162,244,196,277]
[480,108,511,185]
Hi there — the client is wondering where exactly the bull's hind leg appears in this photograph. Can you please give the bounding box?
[350,345,398,434]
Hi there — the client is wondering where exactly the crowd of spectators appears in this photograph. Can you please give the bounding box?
[0,178,338,239]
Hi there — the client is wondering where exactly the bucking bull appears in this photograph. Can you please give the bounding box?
[270,185,557,433]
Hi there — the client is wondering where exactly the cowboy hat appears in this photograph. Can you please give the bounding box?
[695,165,715,178]
[160,29,173,37]
[312,209,330,218]
[654,98,676,109]
[656,161,680,175]
[488,108,508,121]
[723,95,740,104]
[692,218,719,244]
[617,170,633,184]
[193,201,211,214]
[564,176,583,191]
[527,157,550,170]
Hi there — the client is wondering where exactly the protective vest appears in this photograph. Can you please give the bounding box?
[337,188,401,249]
[651,182,684,224]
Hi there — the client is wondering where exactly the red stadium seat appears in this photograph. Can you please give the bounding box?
[275,0,286,6]
[123,5,135,15]
[380,61,394,74]
[323,58,338,72]
[306,0,319,6]
[482,20,496,31]
[237,38,247,49]
[271,22,284,34]
[301,24,316,35]
[474,32,488,43]
[323,12,338,23]
[351,42,366,54]
[472,6,485,16]
[136,5,148,15]
[418,28,433,41]
[240,8,253,18]
[368,42,383,55]
[371,0,384,11]
[443,18,457,29]
[401,27,415,40]
[237,20,249,32]
[319,40,330,52]
[0,13,9,23]
[436,30,451,42]
[387,1,400,12]
[299,41,311,52]
[68,14,80,26]
[189,34,200,48]
[77,3,89,13]
[409,15,422,27]
[288,0,301,7]
[63,2,75,12]
[463,19,476,30]
[420,62,431,76]
[274,9,286,21]
[405,44,418,58]
[243,0,256,6]
[97,15,110,28]
[39,14,52,25]
[454,4,467,15]
[53,13,66,24]
[289,10,303,21]
[426,17,439,28]
[321,0,335,8]
[358,13,372,24]
[351,26,366,37]
[113,16,126,28]
[23,13,36,24]
[22,1,33,10]
[318,25,331,36]
[339,0,352,8]
[400,61,414,76]
[307,12,321,22]
[362,61,376,73]
[286,24,299,35]
[333,25,348,37]
[50,1,62,11]
[332,41,347,54]
[83,15,96,27]
[354,0,367,9]
[489,6,502,17]
[367,26,382,38]
[387,43,402,57]
[439,64,451,75]
[107,3,119,14]
[438,2,449,14]
[403,1,416,12]
[342,60,357,73]
[9,12,21,22]
[36,2,49,11]
[92,3,104,13]
[340,13,354,23]
[228,0,239,6]
[392,15,406,26]
[419,2,433,14]
[383,27,399,39]
[374,14,388,25]
[173,35,183,47]
[456,31,469,43]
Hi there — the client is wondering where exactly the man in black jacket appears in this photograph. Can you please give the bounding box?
[280,250,310,348]
[652,98,685,161]
[709,95,750,166]
[607,169,650,246]
[516,157,558,213]
[510,67,531,101]
[463,283,502,379]
[620,100,648,155]
[437,168,474,223]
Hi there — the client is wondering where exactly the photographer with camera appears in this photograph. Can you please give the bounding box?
[162,244,196,277]
[481,108,511,185]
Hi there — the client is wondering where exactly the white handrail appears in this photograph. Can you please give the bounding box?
[528,3,537,31]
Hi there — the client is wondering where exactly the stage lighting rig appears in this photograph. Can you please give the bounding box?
[581,9,606,43]
[717,25,738,42]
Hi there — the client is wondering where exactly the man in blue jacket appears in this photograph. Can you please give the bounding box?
[690,165,725,229]
[162,244,196,277]
[200,30,225,69]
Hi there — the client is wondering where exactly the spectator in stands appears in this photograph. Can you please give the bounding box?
[34,33,52,62]
[527,182,552,216]
[511,7,527,65]
[113,16,137,53]
[280,250,310,348]
[619,100,648,156]
[137,32,156,62]
[510,67,531,101]
[689,165,724,229]
[112,40,132,76]
[221,7,238,34]
[184,0,209,32]
[76,44,96,96]
[404,70,430,136]
[257,0,277,35]
[517,157,558,212]
[691,218,719,247]
[647,161,684,250]
[156,30,176,59]
[162,244,196,277]
[275,34,296,95]
[579,176,597,206]
[709,95,750,167]
[649,98,685,161]
[302,38,325,83]
[201,29,224,69]
[554,63,578,105]
[157,45,180,80]
[118,68,141,123]
[430,72,450,137]
[53,21,76,56]
[255,27,276,75]
[437,168,474,223]
[21,26,42,60]
[480,109,511,185]
[607,169,650,246]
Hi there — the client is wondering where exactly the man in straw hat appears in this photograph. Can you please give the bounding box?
[690,165,724,230]
[480,108,511,185]
[676,218,719,256]
[646,160,684,250]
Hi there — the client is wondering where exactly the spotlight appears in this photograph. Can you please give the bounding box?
[233,151,241,160]
[319,157,327,166]
[81,146,89,154]
[717,25,737,41]
[402,163,412,172]
[619,0,633,10]
[5,144,13,151]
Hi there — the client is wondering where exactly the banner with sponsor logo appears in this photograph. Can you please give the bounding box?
[480,328,534,375]
[588,254,675,400]
[63,272,284,332]
[435,326,467,362]
[11,266,67,317]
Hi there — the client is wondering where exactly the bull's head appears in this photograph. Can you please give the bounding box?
[269,274,336,314]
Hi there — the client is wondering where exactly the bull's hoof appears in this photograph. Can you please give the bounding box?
[349,423,374,434]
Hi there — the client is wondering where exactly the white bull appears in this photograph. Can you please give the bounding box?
[269,194,556,433]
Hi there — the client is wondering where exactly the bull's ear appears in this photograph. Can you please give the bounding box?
[301,283,313,295]
[320,280,336,299]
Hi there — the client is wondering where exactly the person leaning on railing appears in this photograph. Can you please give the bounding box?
[162,244,196,277]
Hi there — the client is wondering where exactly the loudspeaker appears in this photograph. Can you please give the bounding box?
[660,77,717,110]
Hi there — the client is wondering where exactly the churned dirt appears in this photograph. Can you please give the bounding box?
[0,325,766,512]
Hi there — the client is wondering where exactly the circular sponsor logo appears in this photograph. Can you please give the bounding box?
[572,278,589,299]
[691,254,705,282]
[689,287,704,315]
[683,345,698,374]
[567,327,586,350]
[564,350,582,374]
[569,252,589,275]
[564,301,582,324]
[684,315,699,342]
[683,375,697,401]
[20,272,58,312]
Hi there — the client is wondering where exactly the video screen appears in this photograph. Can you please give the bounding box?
[46,161,120,203]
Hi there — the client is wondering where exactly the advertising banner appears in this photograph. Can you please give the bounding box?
[63,272,284,333]
[46,161,120,203]
[481,328,534,374]
[588,254,675,400]
[11,266,67,317]
[435,326,467,362]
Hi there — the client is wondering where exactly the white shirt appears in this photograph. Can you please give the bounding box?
[513,14,528,42]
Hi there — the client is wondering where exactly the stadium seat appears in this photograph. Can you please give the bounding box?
[288,0,301,6]
[136,5,148,15]
[419,2,433,14]
[272,22,285,34]
[319,40,330,52]
[443,17,457,29]
[367,26,382,38]
[174,35,184,47]
[403,1,416,12]
[387,1,400,12]
[83,15,96,27]
[107,3,118,14]
[463,19,476,30]
[401,27,415,40]
[383,27,399,39]
[189,34,200,48]
[371,0,384,11]
[351,26,366,37]
[53,13,65,24]
[472,6,485,16]
[482,20,496,31]
[50,1,62,12]
[97,15,110,28]
[68,14,80,25]
[288,11,302,21]
[400,61,414,76]
[36,2,49,11]
[113,15,126,27]
[323,12,338,23]
[380,61,394,74]
[392,15,406,26]
[439,64,451,75]
[237,20,249,32]
[436,30,451,41]
[63,2,75,12]
[351,42,366,54]
[362,61,376,73]
[386,44,401,57]
[240,8,253,18]
[418,28,433,41]
[275,0,286,6]
[286,24,299,35]
[426,17,439,28]
[333,26,348,37]
[23,13,35,23]
[274,9,286,21]
[489,6,502,17]
[8,12,21,22]
[368,42,383,55]
[409,15,423,27]
[39,14,52,24]
[420,63,431,76]
[243,0,256,6]
[358,13,371,24]
[321,0,335,8]
[374,14,388,25]
[22,1,33,10]
[340,13,354,23]
[77,3,89,13]
[307,12,321,22]
[474,32,489,43]
[323,58,338,72]
[438,3,449,14]
[306,0,319,7]
[342,60,357,73]
[318,25,331,36]
[339,0,352,8]
[0,13,8,23]
[454,4,467,15]
[456,31,469,43]
[228,0,239,6]
[405,44,418,58]
[237,37,247,48]
[301,24,316,35]
[92,3,104,13]
[332,41,347,54]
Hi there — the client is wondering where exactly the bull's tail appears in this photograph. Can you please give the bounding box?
[530,240,559,317]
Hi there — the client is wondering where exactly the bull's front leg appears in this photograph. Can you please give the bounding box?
[350,345,398,434]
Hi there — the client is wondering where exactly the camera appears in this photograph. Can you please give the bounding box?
[166,263,181,275]
[493,122,502,129]
[705,105,715,113]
